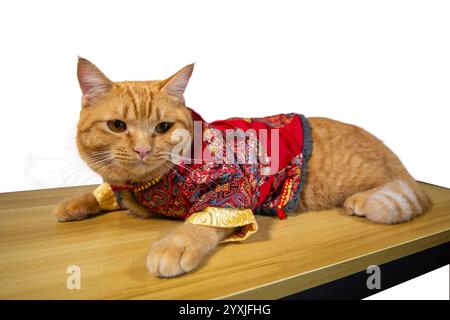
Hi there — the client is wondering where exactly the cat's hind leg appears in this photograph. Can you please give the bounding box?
[343,179,431,224]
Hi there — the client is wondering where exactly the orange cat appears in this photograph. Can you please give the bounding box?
[54,58,431,278]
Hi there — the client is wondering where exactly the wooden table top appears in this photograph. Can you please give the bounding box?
[0,182,449,299]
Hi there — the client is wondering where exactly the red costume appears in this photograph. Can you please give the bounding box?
[94,109,312,242]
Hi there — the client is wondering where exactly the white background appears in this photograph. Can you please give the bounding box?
[365,265,449,300]
[0,0,448,299]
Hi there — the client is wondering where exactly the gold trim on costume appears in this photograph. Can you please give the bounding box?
[92,183,120,211]
[133,176,161,193]
[185,207,259,243]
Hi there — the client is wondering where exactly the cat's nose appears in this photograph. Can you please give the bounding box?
[133,147,151,160]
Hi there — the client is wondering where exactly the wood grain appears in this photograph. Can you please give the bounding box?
[0,182,448,299]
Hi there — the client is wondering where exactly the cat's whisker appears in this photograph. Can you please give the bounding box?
[159,151,203,164]
[97,160,121,177]
[83,158,114,170]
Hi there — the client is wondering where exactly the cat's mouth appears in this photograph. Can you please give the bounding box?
[83,150,175,183]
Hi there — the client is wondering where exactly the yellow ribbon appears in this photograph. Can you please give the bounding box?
[92,183,120,211]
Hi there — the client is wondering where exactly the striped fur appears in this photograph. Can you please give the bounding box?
[344,180,431,224]
[301,117,431,224]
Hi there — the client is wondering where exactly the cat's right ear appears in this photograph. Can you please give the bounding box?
[77,57,113,107]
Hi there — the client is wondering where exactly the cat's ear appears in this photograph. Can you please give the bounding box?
[160,63,194,104]
[77,57,114,107]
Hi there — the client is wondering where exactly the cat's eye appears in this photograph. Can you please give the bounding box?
[107,120,127,133]
[155,122,173,134]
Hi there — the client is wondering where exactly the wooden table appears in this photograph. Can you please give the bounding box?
[0,183,449,299]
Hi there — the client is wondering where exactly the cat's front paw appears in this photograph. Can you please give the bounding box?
[146,226,211,278]
[53,193,100,222]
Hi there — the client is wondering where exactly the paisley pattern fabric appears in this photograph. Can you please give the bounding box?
[94,109,312,242]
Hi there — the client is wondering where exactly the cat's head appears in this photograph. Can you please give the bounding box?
[76,57,194,184]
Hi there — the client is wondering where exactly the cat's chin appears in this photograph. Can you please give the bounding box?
[102,172,158,185]
[123,162,173,183]
[91,159,173,184]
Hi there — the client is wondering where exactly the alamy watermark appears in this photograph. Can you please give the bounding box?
[66,265,81,290]
[169,121,281,175]
[366,265,381,290]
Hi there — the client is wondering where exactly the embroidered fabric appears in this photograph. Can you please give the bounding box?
[92,110,312,241]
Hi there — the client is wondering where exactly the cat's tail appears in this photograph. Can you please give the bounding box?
[344,178,432,224]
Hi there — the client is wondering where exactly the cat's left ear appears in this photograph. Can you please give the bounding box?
[160,63,194,104]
